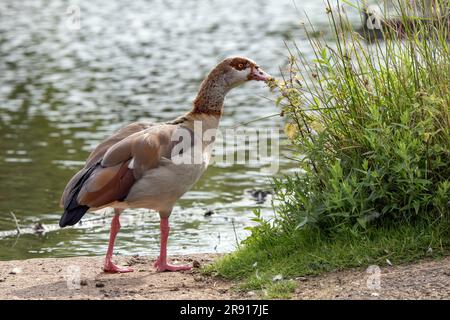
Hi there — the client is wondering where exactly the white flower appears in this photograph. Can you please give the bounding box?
[272,274,283,282]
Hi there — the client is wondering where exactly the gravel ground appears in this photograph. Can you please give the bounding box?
[0,254,449,300]
[293,256,450,299]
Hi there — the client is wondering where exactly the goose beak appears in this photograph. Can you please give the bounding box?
[249,66,273,82]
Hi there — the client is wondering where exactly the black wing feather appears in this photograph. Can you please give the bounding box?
[59,163,100,227]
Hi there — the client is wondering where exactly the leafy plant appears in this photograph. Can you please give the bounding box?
[268,0,450,234]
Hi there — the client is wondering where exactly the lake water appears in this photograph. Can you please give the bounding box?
[0,0,341,260]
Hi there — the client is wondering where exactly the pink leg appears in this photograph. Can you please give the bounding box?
[154,217,192,272]
[103,209,133,273]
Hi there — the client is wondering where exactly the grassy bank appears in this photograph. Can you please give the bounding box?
[207,0,450,298]
[208,219,449,298]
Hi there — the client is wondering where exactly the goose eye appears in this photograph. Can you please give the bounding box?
[238,63,244,69]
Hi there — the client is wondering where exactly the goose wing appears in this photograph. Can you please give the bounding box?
[59,122,176,227]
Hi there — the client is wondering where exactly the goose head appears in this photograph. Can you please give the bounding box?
[221,56,273,88]
[362,5,383,31]
[193,56,273,114]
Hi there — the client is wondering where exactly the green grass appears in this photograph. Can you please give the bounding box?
[207,0,450,298]
[206,219,449,298]
[266,281,297,299]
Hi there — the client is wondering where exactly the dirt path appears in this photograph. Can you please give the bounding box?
[0,254,449,299]
[294,256,450,299]
[0,254,239,300]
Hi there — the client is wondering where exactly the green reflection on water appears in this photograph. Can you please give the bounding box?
[0,0,306,260]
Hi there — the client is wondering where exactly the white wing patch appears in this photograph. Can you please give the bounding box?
[128,158,135,169]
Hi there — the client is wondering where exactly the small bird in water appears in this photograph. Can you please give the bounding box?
[248,189,272,204]
[59,56,272,273]
[358,4,450,41]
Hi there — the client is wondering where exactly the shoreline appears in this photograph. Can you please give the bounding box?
[0,254,239,300]
[0,254,449,299]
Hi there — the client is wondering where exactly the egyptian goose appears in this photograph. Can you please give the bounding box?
[59,56,272,272]
[359,4,450,41]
